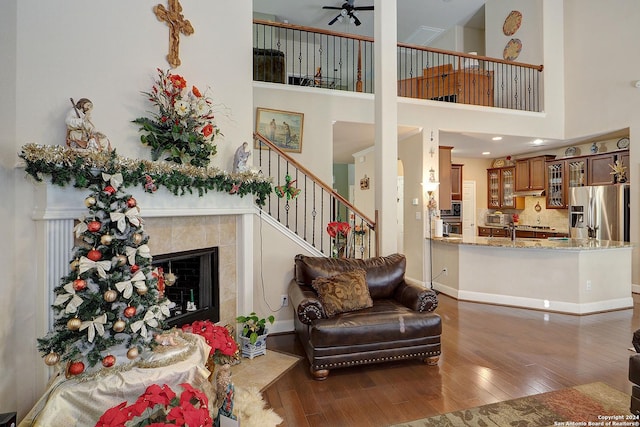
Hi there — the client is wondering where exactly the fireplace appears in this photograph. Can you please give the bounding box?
[153,247,220,327]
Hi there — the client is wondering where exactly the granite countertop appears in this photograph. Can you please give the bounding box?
[432,234,633,250]
[480,224,568,233]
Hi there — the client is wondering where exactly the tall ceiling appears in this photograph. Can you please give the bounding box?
[253,1,623,163]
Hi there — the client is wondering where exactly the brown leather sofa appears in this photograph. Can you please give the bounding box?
[629,329,640,413]
[288,253,442,380]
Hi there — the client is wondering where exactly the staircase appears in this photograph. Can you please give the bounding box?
[253,132,377,258]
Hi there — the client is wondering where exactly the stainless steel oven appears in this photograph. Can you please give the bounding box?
[441,201,462,235]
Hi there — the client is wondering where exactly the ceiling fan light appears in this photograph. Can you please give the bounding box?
[341,9,347,16]
[337,15,343,22]
[349,15,355,24]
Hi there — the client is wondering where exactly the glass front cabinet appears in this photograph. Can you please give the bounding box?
[545,158,586,208]
[487,167,516,209]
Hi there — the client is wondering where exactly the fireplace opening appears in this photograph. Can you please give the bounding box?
[152,247,219,327]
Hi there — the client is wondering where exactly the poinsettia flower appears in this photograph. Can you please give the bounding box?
[169,74,187,90]
[327,221,350,238]
[192,85,202,98]
[94,401,129,427]
[174,100,190,117]
[202,124,214,138]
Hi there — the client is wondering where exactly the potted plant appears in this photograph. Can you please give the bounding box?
[236,312,275,359]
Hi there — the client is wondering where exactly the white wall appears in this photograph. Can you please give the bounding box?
[6,0,253,419]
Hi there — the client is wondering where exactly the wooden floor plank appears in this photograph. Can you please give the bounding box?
[263,293,640,426]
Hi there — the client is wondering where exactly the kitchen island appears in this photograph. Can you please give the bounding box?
[429,235,633,314]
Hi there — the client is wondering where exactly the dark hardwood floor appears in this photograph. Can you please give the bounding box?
[263,293,640,426]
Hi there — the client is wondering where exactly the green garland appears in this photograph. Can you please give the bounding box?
[19,144,272,206]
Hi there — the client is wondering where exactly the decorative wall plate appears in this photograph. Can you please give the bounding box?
[503,10,523,36]
[493,159,505,168]
[617,137,630,149]
[564,146,577,157]
[503,38,522,61]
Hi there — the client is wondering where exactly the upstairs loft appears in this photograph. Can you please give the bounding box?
[253,19,544,113]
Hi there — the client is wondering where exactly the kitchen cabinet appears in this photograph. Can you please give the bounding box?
[619,151,630,183]
[478,226,508,237]
[515,155,555,192]
[588,153,616,185]
[451,164,463,201]
[545,158,587,209]
[487,167,519,209]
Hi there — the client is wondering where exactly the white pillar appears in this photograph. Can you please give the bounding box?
[374,0,398,255]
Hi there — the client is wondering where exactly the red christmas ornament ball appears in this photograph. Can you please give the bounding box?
[72,278,87,291]
[87,249,102,261]
[68,361,85,376]
[127,197,137,208]
[130,264,140,274]
[87,220,101,232]
[124,306,136,318]
[102,355,116,368]
[104,185,116,195]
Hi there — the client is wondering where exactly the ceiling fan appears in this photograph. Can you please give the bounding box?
[323,0,374,26]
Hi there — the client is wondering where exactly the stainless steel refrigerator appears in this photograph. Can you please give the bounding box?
[569,184,630,241]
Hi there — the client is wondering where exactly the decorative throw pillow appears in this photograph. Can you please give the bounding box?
[311,268,373,317]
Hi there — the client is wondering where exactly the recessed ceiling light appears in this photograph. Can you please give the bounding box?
[482,151,491,155]
[492,136,502,141]
[532,139,543,145]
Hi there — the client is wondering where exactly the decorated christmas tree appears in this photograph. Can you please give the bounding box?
[37,172,170,376]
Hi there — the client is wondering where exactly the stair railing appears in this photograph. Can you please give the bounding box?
[254,132,378,258]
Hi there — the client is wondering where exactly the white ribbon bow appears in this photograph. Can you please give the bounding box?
[131,309,159,338]
[74,220,88,238]
[110,207,142,232]
[54,282,84,314]
[115,270,146,299]
[79,256,112,279]
[80,313,107,343]
[102,172,123,190]
[155,302,171,319]
[125,245,151,265]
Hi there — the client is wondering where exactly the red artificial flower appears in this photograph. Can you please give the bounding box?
[95,402,129,427]
[161,116,168,123]
[327,221,351,238]
[192,85,202,98]
[201,123,214,138]
[169,74,187,90]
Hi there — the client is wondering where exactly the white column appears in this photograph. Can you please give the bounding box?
[374,0,398,255]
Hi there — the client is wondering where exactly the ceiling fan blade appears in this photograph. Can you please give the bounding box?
[353,6,374,11]
[323,6,343,10]
[328,14,341,25]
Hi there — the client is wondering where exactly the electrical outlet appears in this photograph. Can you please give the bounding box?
[281,294,289,307]
[586,280,592,291]
[443,267,448,276]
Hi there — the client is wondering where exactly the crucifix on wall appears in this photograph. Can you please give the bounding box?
[154,0,194,68]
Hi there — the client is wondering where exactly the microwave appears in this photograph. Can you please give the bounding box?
[486,213,508,226]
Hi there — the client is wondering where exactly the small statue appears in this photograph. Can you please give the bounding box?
[233,141,251,173]
[65,98,111,151]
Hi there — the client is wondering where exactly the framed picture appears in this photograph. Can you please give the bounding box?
[255,107,304,153]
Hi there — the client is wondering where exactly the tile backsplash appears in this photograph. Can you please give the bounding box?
[479,196,569,231]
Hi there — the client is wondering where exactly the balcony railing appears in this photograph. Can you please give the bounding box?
[253,19,544,112]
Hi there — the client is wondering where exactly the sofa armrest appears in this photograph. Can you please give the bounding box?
[394,281,438,312]
[288,280,326,325]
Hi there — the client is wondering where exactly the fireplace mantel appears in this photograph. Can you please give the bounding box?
[31,181,255,334]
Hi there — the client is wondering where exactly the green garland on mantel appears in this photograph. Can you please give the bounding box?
[19,144,272,206]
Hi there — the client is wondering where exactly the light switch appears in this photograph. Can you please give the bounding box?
[411,198,419,206]
[415,211,421,220]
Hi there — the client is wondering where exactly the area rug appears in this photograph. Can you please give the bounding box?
[391,382,631,427]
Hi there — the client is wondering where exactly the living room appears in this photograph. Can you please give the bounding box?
[2,0,640,424]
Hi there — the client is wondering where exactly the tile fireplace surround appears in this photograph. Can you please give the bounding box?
[32,182,255,330]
